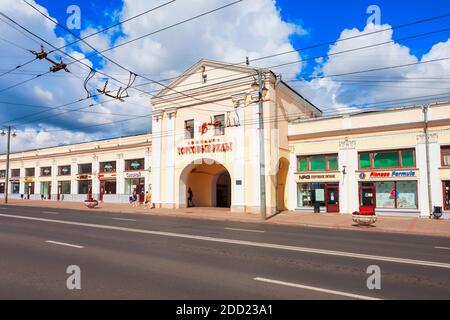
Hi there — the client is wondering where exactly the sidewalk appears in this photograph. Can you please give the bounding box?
[3,199,450,238]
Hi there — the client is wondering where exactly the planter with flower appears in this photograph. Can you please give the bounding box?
[352,206,377,226]
[84,198,99,209]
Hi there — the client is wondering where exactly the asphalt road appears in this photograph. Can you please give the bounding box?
[0,204,449,300]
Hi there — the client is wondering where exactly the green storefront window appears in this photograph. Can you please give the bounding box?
[299,157,308,171]
[373,151,399,168]
[359,153,371,169]
[401,150,415,167]
[328,156,338,170]
[310,156,326,171]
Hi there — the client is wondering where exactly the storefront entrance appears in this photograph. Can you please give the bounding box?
[359,181,418,211]
[215,171,231,208]
[0,182,4,194]
[99,179,116,201]
[444,181,450,211]
[179,159,231,208]
[359,182,376,211]
[297,182,340,213]
[25,182,34,199]
[41,181,51,200]
[325,184,339,213]
[125,177,145,202]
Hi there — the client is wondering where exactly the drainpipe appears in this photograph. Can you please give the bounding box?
[422,104,433,218]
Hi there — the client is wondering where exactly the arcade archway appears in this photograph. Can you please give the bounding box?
[276,157,290,212]
[179,159,231,208]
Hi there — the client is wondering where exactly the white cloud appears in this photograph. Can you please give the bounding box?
[296,23,450,115]
[3,128,99,153]
[0,0,305,153]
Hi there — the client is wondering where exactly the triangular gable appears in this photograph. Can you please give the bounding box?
[153,59,257,100]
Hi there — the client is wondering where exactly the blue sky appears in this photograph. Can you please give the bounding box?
[35,0,450,73]
[1,0,450,151]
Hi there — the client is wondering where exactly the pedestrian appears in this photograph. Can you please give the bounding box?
[187,187,194,207]
[144,191,153,209]
[131,189,138,207]
[41,194,44,200]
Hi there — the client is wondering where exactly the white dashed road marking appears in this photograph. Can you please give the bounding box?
[45,240,84,249]
[254,277,381,300]
[42,211,60,214]
[2,213,450,269]
[225,227,265,233]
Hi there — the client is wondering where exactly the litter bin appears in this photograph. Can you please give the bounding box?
[433,206,443,219]
[313,203,321,213]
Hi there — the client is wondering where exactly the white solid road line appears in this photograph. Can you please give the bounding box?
[435,246,450,250]
[2,213,450,269]
[254,277,381,300]
[225,227,265,233]
[42,211,60,214]
[0,208,7,210]
[45,240,84,249]
[112,218,137,222]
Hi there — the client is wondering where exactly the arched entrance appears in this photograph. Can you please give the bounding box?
[277,157,290,212]
[179,159,231,208]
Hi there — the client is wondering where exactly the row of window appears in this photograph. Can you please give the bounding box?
[297,147,450,172]
[0,159,145,178]
[1,178,146,195]
[184,115,225,139]
[297,150,416,172]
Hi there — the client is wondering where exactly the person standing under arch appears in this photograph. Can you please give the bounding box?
[187,187,194,207]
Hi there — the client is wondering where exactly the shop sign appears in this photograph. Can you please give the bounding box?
[98,173,116,180]
[177,139,232,155]
[125,172,142,179]
[130,161,141,170]
[359,171,416,179]
[299,174,337,180]
[76,174,92,180]
[22,177,34,183]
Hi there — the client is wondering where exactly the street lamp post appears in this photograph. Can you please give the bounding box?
[1,126,16,204]
[251,70,269,220]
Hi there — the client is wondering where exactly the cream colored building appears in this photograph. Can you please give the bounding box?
[288,102,450,217]
[1,59,450,218]
[0,134,151,202]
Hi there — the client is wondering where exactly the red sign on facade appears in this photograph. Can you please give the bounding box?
[177,139,232,155]
[199,123,208,135]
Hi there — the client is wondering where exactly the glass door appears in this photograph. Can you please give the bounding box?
[325,184,339,213]
[444,182,450,211]
[359,182,376,211]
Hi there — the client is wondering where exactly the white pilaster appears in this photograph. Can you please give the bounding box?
[339,138,358,214]
[151,110,163,207]
[416,137,429,216]
[19,165,25,195]
[231,99,245,210]
[92,155,100,196]
[164,108,176,206]
[417,133,441,216]
[34,162,40,195]
[116,153,124,196]
[287,146,297,210]
[51,159,58,197]
[144,148,151,192]
[249,103,261,208]
[71,158,78,195]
